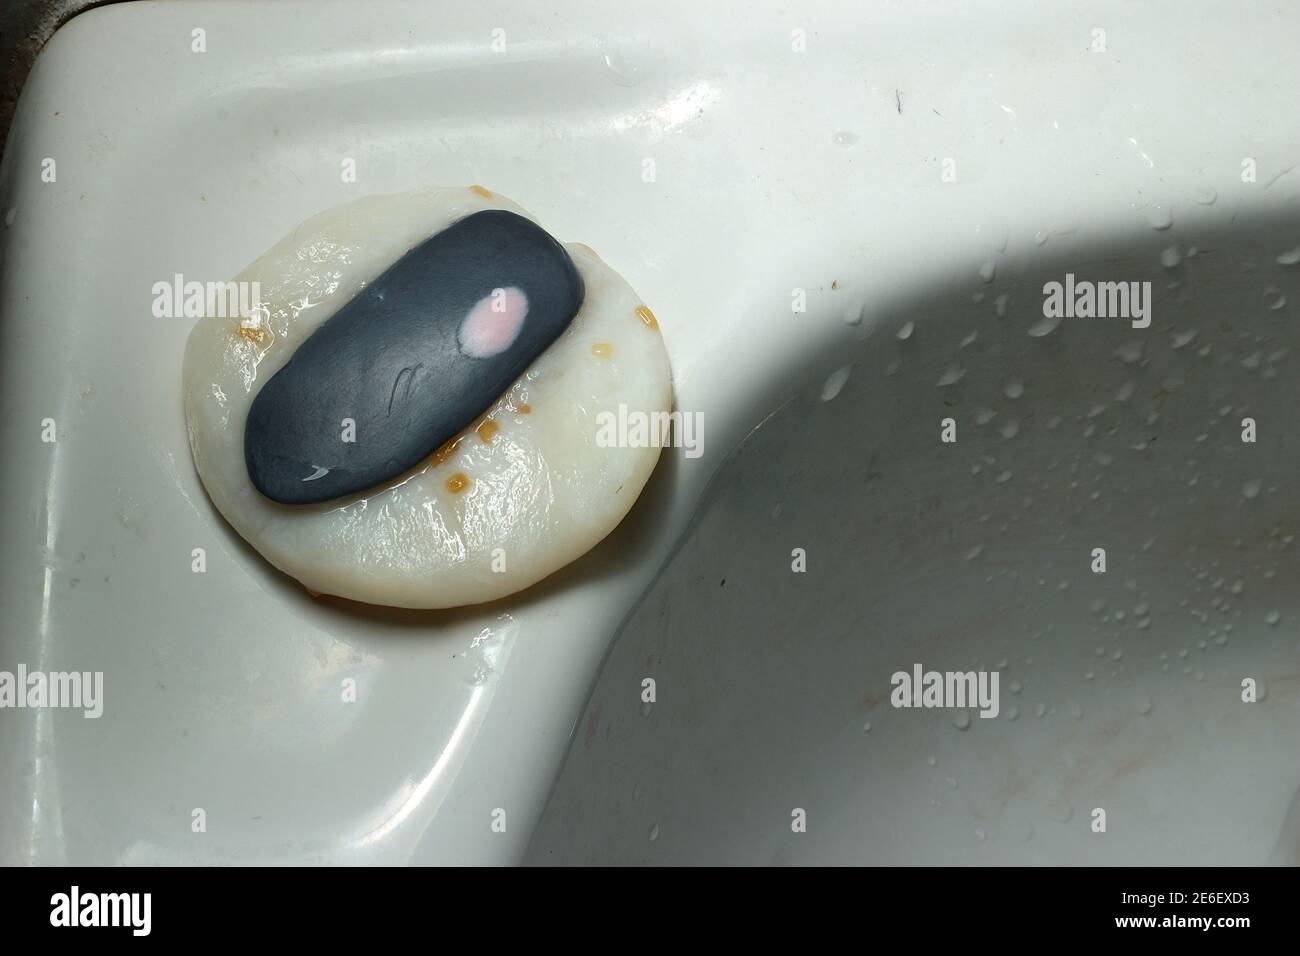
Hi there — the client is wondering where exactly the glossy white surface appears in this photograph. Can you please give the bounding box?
[1,0,1297,864]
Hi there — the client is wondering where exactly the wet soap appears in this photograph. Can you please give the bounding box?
[244,210,584,504]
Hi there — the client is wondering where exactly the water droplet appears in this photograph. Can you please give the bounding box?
[1160,245,1181,269]
[1136,695,1152,716]
[832,130,859,147]
[1027,313,1063,338]
[1171,329,1197,349]
[897,320,915,340]
[1242,478,1262,500]
[965,545,984,560]
[1003,377,1024,399]
[953,710,972,730]
[821,365,852,402]
[1144,204,1173,230]
[648,823,659,841]
[1265,610,1281,626]
[1268,244,1300,267]
[1000,420,1020,439]
[994,292,1011,317]
[599,38,645,87]
[1114,340,1144,364]
[937,363,965,386]
[2,208,15,228]
[976,220,1009,253]
[1193,186,1217,205]
[978,259,997,283]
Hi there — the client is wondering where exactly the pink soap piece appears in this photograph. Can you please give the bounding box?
[458,286,529,358]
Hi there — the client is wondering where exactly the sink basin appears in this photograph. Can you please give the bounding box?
[1,0,1296,865]
[528,211,1300,864]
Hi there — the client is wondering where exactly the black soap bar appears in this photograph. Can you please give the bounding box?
[244,210,584,504]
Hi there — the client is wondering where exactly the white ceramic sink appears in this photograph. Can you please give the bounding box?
[1,0,1297,865]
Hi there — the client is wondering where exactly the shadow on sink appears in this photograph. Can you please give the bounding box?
[528,206,1300,865]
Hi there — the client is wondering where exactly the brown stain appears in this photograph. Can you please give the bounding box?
[445,472,470,494]
[591,342,613,358]
[469,185,493,198]
[634,305,658,330]
[430,434,466,467]
[234,321,270,346]
[516,403,532,414]
[476,418,499,443]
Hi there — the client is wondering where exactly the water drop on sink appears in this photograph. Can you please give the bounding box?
[1266,610,1281,625]
[1242,478,1262,500]
[953,710,972,730]
[1277,245,1300,266]
[1027,312,1063,338]
[821,365,852,401]
[1003,377,1024,398]
[897,320,915,340]
[1144,204,1173,230]
[832,130,859,147]
[1193,186,1217,205]
[978,259,997,282]
[599,39,644,86]
[1160,245,1181,269]
[1114,340,1144,364]
[937,362,965,386]
[648,823,659,841]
